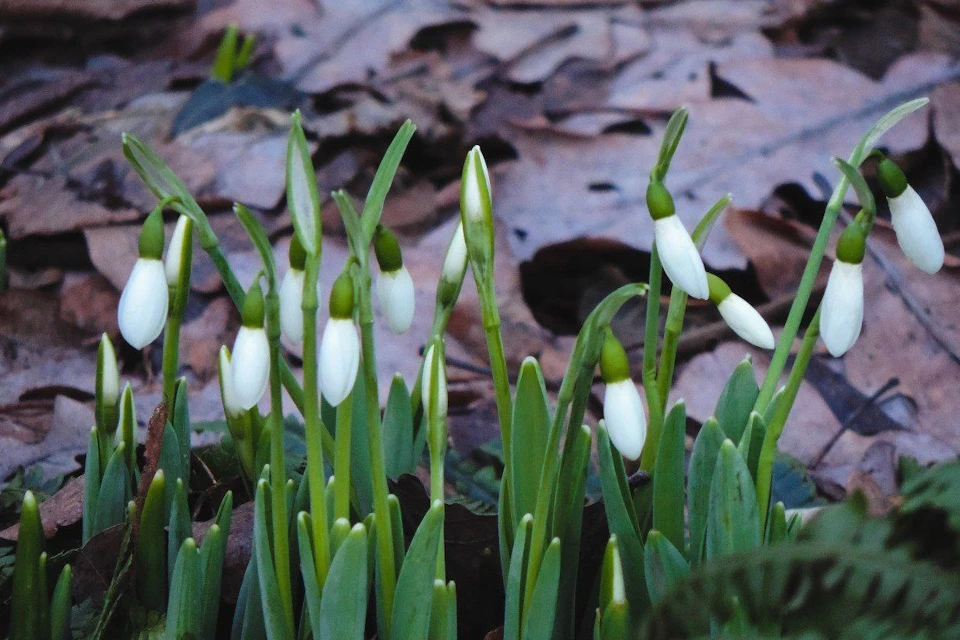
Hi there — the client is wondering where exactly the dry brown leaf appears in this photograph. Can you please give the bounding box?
[0,174,140,239]
[0,396,93,481]
[0,0,190,21]
[0,69,94,133]
[179,297,239,381]
[59,272,121,337]
[274,1,459,94]
[932,80,960,170]
[724,207,822,298]
[0,475,85,541]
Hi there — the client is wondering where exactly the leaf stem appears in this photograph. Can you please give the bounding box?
[334,395,353,522]
[640,245,663,473]
[358,267,397,637]
[756,309,820,532]
[302,255,330,589]
[265,283,295,630]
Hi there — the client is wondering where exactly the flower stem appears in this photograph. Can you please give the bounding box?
[161,314,182,405]
[640,244,663,473]
[301,256,330,589]
[334,396,353,522]
[477,280,513,467]
[358,267,396,637]
[656,286,688,409]
[754,185,846,412]
[756,308,820,532]
[265,285,294,631]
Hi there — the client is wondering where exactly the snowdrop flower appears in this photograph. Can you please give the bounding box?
[600,330,646,461]
[118,208,168,349]
[279,235,308,343]
[707,274,775,349]
[164,215,193,287]
[820,223,866,357]
[319,271,360,406]
[422,341,448,420]
[878,155,944,274]
[231,281,270,410]
[374,225,415,334]
[217,346,244,421]
[648,179,709,300]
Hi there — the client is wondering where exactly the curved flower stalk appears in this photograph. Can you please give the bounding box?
[648,179,709,300]
[231,280,270,410]
[600,330,647,461]
[279,235,308,344]
[320,270,360,407]
[820,223,866,357]
[877,154,944,274]
[118,206,168,349]
[374,224,415,334]
[707,274,775,349]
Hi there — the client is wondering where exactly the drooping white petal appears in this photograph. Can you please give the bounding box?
[820,260,863,357]
[441,222,468,283]
[118,258,169,349]
[319,318,360,406]
[231,326,270,410]
[377,266,415,334]
[717,294,775,349]
[218,346,244,419]
[603,379,647,461]
[165,215,191,286]
[279,268,306,343]
[654,215,709,300]
[888,185,944,274]
[98,335,120,405]
[421,343,447,418]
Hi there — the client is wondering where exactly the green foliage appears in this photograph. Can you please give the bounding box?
[642,497,960,639]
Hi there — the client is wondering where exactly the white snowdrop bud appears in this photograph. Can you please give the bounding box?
[319,271,360,406]
[648,180,708,300]
[231,282,270,410]
[707,274,775,349]
[599,331,646,461]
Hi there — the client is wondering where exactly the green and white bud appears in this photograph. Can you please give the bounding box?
[118,208,168,349]
[374,225,415,334]
[279,236,308,343]
[878,156,944,274]
[460,146,495,282]
[599,330,646,461]
[319,271,359,406]
[164,215,193,287]
[441,221,467,284]
[648,180,709,300]
[707,274,775,349]
[217,346,244,420]
[820,224,866,357]
[96,333,120,414]
[231,281,269,410]
[461,146,491,225]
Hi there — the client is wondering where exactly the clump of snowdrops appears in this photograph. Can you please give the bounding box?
[7,93,948,640]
